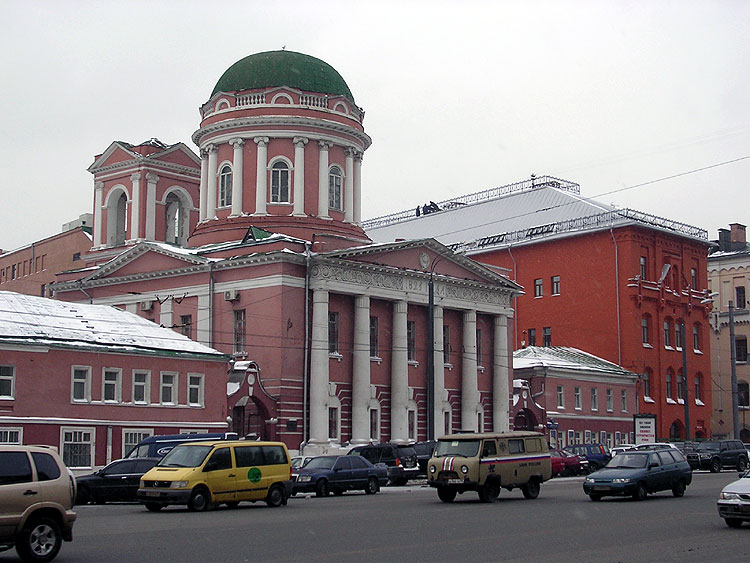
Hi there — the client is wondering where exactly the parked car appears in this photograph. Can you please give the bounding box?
[552,448,585,476]
[610,444,637,457]
[583,449,692,501]
[347,443,419,485]
[125,432,239,458]
[632,442,680,452]
[76,457,159,504]
[564,443,611,471]
[686,440,748,472]
[717,468,750,527]
[549,449,566,477]
[293,455,388,496]
[0,444,77,562]
[412,440,437,476]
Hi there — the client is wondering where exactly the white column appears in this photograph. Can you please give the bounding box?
[93,181,104,247]
[293,137,308,216]
[145,173,158,240]
[199,150,208,222]
[254,137,269,215]
[309,289,330,445]
[433,305,445,437]
[196,293,211,346]
[159,297,173,329]
[351,295,371,444]
[462,310,479,431]
[129,173,141,241]
[493,315,510,432]
[353,153,362,225]
[391,300,409,443]
[206,144,218,220]
[230,138,244,217]
[317,141,330,219]
[344,149,354,223]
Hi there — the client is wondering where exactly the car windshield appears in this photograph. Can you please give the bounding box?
[434,439,480,458]
[695,442,720,452]
[303,457,337,470]
[607,453,648,468]
[158,445,213,468]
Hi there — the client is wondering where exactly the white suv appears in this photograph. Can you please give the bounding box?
[0,445,77,562]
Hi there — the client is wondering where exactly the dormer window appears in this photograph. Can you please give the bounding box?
[271,161,290,203]
[329,166,342,210]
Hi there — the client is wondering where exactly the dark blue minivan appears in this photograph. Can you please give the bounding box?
[125,432,238,458]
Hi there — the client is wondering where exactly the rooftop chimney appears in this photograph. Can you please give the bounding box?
[730,223,746,244]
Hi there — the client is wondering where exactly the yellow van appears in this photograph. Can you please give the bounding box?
[137,440,292,511]
[427,431,552,502]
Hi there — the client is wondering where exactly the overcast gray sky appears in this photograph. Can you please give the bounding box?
[2,0,749,252]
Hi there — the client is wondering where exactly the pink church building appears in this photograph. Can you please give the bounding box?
[51,51,522,454]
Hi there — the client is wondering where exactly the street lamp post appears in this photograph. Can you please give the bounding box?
[427,272,435,441]
[729,301,740,439]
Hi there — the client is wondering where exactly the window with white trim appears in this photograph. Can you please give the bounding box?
[160,373,177,405]
[0,365,14,399]
[71,366,91,402]
[123,429,153,457]
[188,374,204,407]
[270,161,290,203]
[591,388,598,411]
[534,278,543,297]
[102,368,121,403]
[0,427,22,444]
[551,275,561,295]
[61,427,95,468]
[219,165,233,207]
[574,387,581,409]
[133,371,150,404]
[621,389,627,412]
[606,388,613,411]
[328,166,342,210]
[556,385,564,409]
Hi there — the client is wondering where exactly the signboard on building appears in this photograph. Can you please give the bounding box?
[633,414,657,444]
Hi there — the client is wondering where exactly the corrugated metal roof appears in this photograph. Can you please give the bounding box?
[0,291,226,359]
[513,346,637,377]
[365,177,708,251]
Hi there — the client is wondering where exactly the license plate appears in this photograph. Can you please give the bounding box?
[593,486,609,492]
[144,491,160,497]
[447,479,463,484]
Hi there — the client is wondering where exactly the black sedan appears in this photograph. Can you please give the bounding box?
[76,457,160,504]
[293,455,388,497]
[583,449,692,501]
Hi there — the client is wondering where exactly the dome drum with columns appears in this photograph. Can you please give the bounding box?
[190,51,371,250]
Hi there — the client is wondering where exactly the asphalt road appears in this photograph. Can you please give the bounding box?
[5,472,749,563]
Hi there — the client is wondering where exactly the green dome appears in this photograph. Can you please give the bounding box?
[212,50,355,103]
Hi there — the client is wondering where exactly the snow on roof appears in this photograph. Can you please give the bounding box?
[513,346,637,377]
[0,291,227,359]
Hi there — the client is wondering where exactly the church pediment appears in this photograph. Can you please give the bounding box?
[89,142,139,171]
[83,243,208,282]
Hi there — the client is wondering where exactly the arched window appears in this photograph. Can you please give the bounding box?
[106,190,128,247]
[694,373,704,402]
[663,318,673,348]
[219,165,232,207]
[693,324,701,351]
[665,369,673,399]
[676,371,684,401]
[641,315,651,345]
[165,192,187,246]
[643,368,652,398]
[270,161,289,203]
[328,166,342,210]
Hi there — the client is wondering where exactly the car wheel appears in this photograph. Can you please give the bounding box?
[521,480,540,500]
[144,502,164,512]
[478,480,501,503]
[315,479,329,498]
[437,486,457,503]
[188,487,211,512]
[266,484,284,507]
[15,517,62,563]
[725,518,743,528]
[76,485,91,505]
[737,457,748,472]
[671,480,686,497]
[589,494,602,502]
[711,458,722,473]
[632,483,647,501]
[588,462,599,472]
[365,477,380,495]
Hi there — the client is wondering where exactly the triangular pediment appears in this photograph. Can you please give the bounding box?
[320,238,521,291]
[149,142,200,168]
[89,142,139,171]
[83,243,208,282]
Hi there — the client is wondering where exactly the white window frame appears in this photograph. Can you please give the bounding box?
[591,388,599,411]
[102,367,122,403]
[606,388,613,412]
[188,373,205,407]
[270,159,291,203]
[551,275,561,295]
[160,372,178,405]
[71,366,91,403]
[557,385,564,409]
[61,426,95,469]
[574,387,581,410]
[0,427,23,444]
[122,428,153,457]
[621,389,628,412]
[0,365,14,399]
[328,165,343,210]
[218,164,233,207]
[132,370,151,404]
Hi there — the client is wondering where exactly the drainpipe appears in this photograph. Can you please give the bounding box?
[609,227,622,365]
[208,262,214,347]
[302,242,312,447]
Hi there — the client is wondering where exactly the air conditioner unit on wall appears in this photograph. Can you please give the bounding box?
[224,290,239,302]
[140,300,153,311]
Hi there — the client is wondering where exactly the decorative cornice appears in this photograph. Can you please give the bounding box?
[193,115,372,149]
[91,160,200,179]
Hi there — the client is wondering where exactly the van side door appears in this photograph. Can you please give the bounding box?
[203,447,236,504]
[480,439,499,484]
[234,445,265,501]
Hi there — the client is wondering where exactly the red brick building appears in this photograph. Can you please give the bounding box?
[367,176,714,441]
